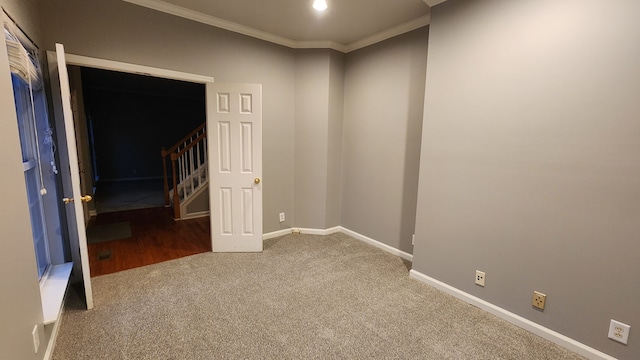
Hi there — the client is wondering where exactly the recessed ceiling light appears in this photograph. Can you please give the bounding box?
[313,0,328,11]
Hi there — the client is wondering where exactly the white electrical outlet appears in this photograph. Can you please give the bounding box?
[475,270,485,286]
[532,291,546,310]
[32,325,39,353]
[279,212,285,222]
[608,319,630,345]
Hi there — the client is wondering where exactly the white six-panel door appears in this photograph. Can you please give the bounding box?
[48,43,94,308]
[207,83,263,252]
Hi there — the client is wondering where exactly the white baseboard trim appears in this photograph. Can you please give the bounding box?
[178,210,209,220]
[263,228,292,240]
[338,227,413,262]
[296,226,342,236]
[262,227,342,240]
[409,270,616,360]
[262,226,413,262]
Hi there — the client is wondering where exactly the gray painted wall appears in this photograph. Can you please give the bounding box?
[0,1,48,359]
[326,51,344,228]
[38,0,296,234]
[294,50,331,229]
[341,28,428,253]
[293,49,345,230]
[413,1,639,358]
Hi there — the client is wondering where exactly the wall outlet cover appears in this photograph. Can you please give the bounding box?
[608,319,630,345]
[32,325,39,353]
[475,270,485,286]
[532,291,546,310]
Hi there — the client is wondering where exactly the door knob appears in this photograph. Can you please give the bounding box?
[63,195,93,204]
[254,178,261,184]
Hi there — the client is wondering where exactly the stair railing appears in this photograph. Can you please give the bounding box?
[161,123,207,219]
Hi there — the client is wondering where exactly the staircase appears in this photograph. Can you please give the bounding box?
[161,123,209,220]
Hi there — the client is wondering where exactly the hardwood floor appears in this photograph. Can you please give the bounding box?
[87,207,211,277]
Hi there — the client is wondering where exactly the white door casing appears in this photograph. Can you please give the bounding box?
[47,43,94,309]
[208,83,263,252]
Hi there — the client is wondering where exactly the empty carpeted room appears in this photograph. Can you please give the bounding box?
[1,1,638,360]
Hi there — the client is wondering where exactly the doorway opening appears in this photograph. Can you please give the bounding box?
[70,66,206,215]
[66,64,212,276]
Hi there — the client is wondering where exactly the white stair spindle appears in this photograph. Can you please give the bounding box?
[189,146,195,195]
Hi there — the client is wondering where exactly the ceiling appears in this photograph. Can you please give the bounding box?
[123,0,448,52]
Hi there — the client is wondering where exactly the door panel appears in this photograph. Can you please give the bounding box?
[47,43,94,309]
[208,83,263,252]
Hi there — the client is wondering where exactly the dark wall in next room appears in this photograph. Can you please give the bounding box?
[81,67,205,181]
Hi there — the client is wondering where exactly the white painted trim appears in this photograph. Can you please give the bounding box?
[267,226,414,261]
[262,227,343,240]
[409,270,616,360]
[42,263,73,359]
[263,228,292,241]
[123,0,297,48]
[63,53,214,84]
[178,210,209,220]
[338,227,413,261]
[344,14,430,53]
[40,262,73,325]
[42,293,66,360]
[123,0,429,53]
[295,226,342,236]
[296,41,346,53]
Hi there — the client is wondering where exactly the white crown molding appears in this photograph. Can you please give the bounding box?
[344,14,430,53]
[123,0,297,48]
[123,0,429,53]
[422,0,449,7]
[296,41,347,53]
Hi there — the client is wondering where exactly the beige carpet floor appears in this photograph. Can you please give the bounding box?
[53,232,585,359]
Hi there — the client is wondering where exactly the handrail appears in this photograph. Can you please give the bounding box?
[161,123,208,219]
[166,123,206,154]
[173,132,206,159]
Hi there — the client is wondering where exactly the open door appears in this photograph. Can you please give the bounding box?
[47,43,94,309]
[208,83,263,252]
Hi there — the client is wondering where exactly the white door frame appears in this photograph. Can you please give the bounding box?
[52,52,215,292]
[63,54,214,84]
